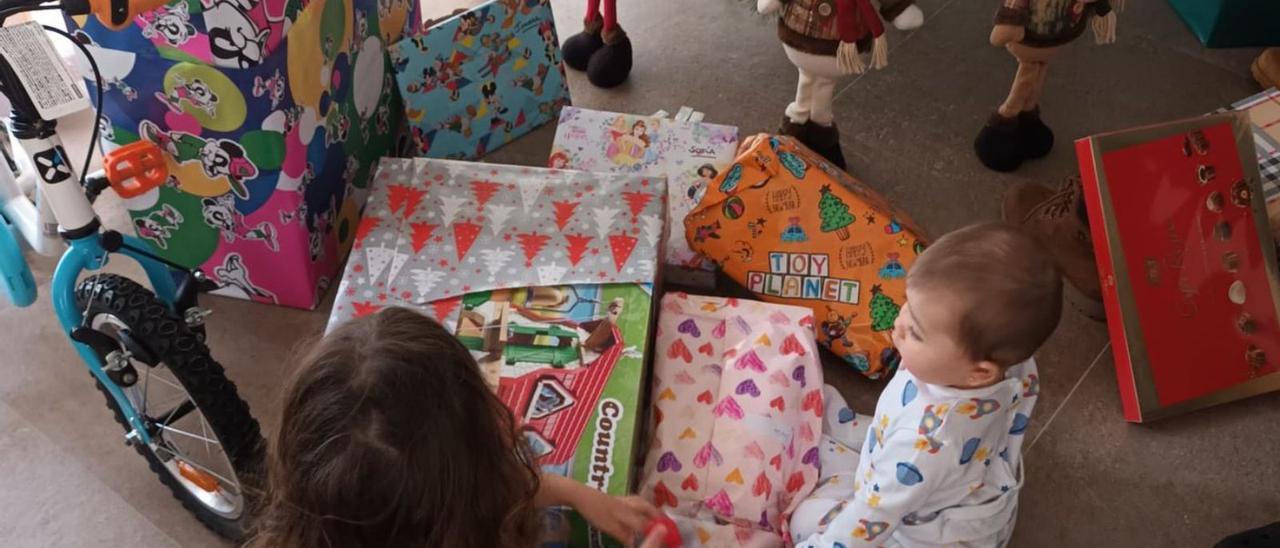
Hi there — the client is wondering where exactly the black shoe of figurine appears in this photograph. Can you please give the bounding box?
[975,112,1024,172]
[800,121,848,171]
[1018,108,1054,160]
[561,18,604,72]
[586,26,632,88]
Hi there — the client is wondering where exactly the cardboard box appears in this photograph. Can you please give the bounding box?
[327,158,666,547]
[685,135,928,379]
[1075,112,1280,422]
[390,0,571,160]
[550,106,739,278]
[71,0,418,308]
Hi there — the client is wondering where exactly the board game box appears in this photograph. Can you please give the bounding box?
[327,157,665,546]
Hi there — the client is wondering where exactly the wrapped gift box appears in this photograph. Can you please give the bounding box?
[685,135,928,379]
[550,107,739,279]
[1169,0,1280,48]
[640,293,823,546]
[390,0,571,160]
[1075,112,1280,422]
[1217,89,1280,232]
[327,158,665,547]
[71,0,417,308]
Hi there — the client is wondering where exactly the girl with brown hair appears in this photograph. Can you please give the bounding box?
[250,307,667,547]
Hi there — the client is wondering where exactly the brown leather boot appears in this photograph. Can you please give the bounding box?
[1253,48,1280,90]
[1002,178,1106,321]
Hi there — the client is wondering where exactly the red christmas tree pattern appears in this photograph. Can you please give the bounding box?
[351,301,381,318]
[565,234,592,266]
[552,200,579,231]
[517,232,551,266]
[354,216,380,248]
[608,234,638,272]
[387,185,410,215]
[431,297,461,322]
[453,221,482,261]
[471,180,501,209]
[622,191,654,220]
[387,185,426,220]
[402,187,426,219]
[410,222,437,253]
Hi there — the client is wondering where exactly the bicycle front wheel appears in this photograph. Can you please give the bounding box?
[75,274,263,540]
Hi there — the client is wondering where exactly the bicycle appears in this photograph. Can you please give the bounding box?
[0,0,262,539]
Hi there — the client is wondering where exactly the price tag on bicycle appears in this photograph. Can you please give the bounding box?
[0,22,91,120]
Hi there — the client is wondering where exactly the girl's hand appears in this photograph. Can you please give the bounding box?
[574,491,663,547]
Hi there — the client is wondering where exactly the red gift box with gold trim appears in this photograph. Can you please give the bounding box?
[1076,112,1280,422]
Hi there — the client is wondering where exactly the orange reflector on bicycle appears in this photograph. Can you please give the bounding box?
[104,141,168,199]
[177,460,220,493]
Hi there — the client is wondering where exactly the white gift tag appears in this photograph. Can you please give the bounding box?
[0,22,90,120]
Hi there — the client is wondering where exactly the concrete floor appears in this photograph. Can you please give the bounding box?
[2,1,1278,546]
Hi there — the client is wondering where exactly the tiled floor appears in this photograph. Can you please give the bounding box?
[2,1,1278,546]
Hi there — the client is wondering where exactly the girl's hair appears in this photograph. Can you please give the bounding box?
[631,120,650,146]
[250,307,541,548]
[697,164,717,178]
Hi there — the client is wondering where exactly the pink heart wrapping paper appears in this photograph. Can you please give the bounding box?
[641,293,824,547]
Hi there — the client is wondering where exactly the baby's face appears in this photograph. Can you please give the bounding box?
[892,287,980,387]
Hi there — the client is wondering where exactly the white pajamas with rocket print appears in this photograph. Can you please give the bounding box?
[791,360,1040,547]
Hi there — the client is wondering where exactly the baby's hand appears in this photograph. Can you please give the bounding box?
[574,492,663,547]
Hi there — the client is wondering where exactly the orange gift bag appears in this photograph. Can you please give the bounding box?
[684,135,928,378]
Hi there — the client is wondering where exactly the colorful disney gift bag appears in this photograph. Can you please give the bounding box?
[70,0,418,308]
[327,158,666,547]
[640,293,824,547]
[391,0,571,160]
[684,136,928,379]
[549,107,739,275]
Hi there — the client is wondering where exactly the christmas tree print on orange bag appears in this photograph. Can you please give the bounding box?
[684,135,929,378]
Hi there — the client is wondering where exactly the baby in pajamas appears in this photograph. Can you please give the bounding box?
[791,223,1063,547]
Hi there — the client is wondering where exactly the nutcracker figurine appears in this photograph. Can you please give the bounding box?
[974,0,1121,172]
[758,0,925,170]
[995,1,1123,322]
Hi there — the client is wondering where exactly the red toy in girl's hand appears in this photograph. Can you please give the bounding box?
[644,514,682,548]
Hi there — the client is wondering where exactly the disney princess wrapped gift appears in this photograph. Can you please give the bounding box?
[327,158,665,547]
[1075,112,1280,422]
[69,0,417,308]
[640,293,823,547]
[391,0,571,160]
[684,135,927,379]
[549,106,739,274]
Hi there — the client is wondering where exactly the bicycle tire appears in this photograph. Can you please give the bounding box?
[74,273,263,540]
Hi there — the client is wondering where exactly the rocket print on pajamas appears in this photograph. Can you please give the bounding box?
[792,359,1040,547]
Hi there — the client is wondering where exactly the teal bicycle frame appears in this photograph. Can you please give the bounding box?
[0,120,181,450]
[50,232,179,446]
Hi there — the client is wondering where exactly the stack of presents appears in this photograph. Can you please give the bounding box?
[76,0,1280,544]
